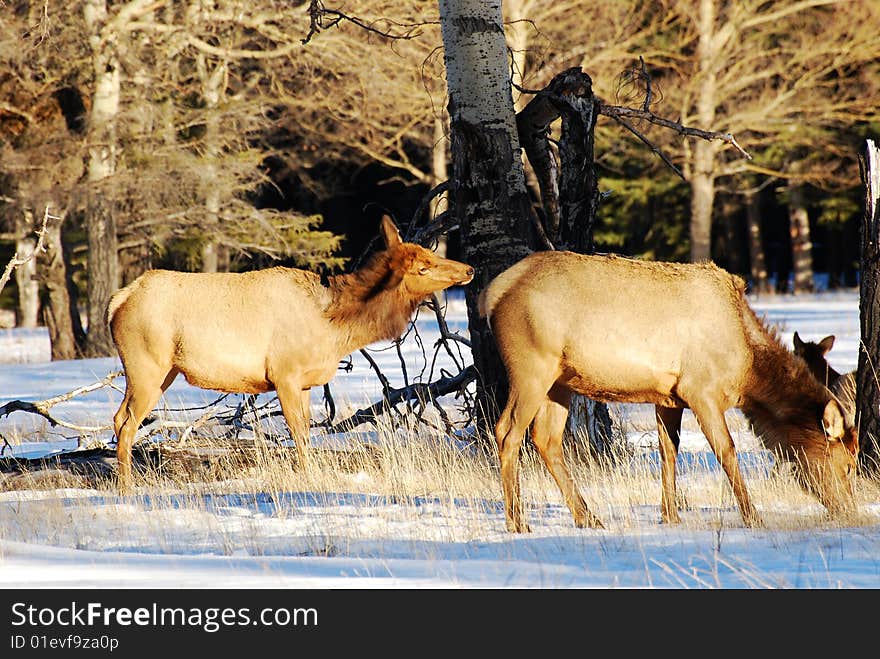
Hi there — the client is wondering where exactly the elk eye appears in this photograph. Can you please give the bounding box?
[418,266,431,275]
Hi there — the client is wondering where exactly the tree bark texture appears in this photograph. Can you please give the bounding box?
[556,72,600,254]
[439,0,533,428]
[857,139,880,472]
[430,116,450,258]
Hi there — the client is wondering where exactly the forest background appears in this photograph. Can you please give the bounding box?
[1,0,878,360]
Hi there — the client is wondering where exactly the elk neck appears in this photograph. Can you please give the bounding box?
[738,313,833,456]
[324,253,422,355]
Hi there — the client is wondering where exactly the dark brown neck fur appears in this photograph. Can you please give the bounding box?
[324,251,422,353]
[738,306,832,458]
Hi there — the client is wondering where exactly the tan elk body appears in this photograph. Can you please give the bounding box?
[108,216,473,491]
[479,250,859,532]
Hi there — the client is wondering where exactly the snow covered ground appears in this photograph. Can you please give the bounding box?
[1,288,878,589]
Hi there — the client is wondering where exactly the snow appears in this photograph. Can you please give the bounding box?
[1,288,879,589]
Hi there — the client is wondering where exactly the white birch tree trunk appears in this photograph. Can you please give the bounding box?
[439,0,533,423]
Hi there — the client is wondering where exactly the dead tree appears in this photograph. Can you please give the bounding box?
[515,67,613,454]
[857,139,880,472]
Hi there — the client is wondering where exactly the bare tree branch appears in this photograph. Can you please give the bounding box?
[0,206,55,296]
[608,112,686,181]
[322,366,477,434]
[302,0,425,45]
[598,102,753,160]
[0,370,124,433]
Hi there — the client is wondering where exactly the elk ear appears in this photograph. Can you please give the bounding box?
[822,399,845,441]
[818,335,835,355]
[380,215,402,249]
[793,332,805,351]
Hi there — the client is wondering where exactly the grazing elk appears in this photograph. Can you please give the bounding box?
[793,332,857,426]
[479,251,859,532]
[793,332,842,388]
[108,215,474,492]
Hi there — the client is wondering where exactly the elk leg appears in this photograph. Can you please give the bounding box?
[689,399,762,527]
[495,377,554,533]
[113,367,175,494]
[275,380,312,472]
[531,385,603,529]
[656,406,684,524]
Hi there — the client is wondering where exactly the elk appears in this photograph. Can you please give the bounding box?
[793,332,856,426]
[479,251,859,532]
[108,215,474,492]
[793,332,842,388]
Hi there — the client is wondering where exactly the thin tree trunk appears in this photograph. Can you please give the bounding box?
[690,143,716,263]
[857,139,880,472]
[83,0,120,356]
[197,56,226,273]
[431,115,449,258]
[439,0,533,429]
[746,190,770,294]
[14,210,39,328]
[38,217,80,360]
[690,0,718,263]
[789,184,814,293]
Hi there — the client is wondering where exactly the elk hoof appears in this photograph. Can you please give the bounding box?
[575,514,604,530]
[506,519,531,533]
[743,512,764,528]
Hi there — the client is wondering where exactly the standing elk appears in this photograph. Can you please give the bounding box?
[479,251,859,532]
[107,215,474,492]
[793,332,857,426]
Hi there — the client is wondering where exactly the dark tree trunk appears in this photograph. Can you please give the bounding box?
[552,71,614,454]
[439,0,533,430]
[556,73,600,254]
[746,190,771,294]
[514,67,614,455]
[857,140,880,472]
[84,196,118,357]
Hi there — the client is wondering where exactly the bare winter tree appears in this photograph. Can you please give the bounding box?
[438,0,534,426]
[857,139,880,472]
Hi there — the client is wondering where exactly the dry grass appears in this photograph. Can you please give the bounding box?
[1,408,878,563]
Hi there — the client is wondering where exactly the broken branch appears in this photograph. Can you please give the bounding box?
[0,206,56,296]
[322,366,477,434]
[598,103,752,160]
